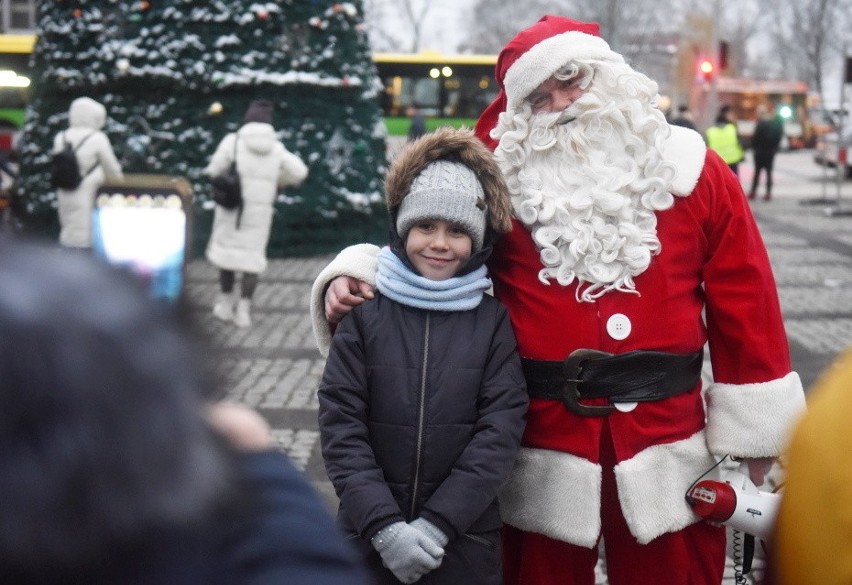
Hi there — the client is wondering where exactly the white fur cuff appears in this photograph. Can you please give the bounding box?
[615,431,718,544]
[705,371,806,457]
[498,447,602,548]
[310,244,380,356]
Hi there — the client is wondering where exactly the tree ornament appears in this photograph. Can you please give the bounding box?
[208,102,224,115]
[256,9,269,20]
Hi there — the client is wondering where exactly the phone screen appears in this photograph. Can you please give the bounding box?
[91,191,187,302]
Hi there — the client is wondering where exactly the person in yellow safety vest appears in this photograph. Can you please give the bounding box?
[705,105,745,178]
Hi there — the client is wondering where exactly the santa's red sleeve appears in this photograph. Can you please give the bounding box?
[695,150,805,458]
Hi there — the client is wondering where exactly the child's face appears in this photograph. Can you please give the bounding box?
[405,219,473,280]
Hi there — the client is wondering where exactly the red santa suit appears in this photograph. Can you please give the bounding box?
[310,15,806,585]
[474,15,805,585]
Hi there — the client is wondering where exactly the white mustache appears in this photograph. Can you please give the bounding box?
[533,109,577,129]
[554,109,576,125]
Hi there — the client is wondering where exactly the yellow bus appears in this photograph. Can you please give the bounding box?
[0,32,33,154]
[373,52,498,136]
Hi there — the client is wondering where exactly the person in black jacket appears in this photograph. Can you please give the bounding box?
[318,127,528,585]
[748,104,785,201]
[0,236,369,585]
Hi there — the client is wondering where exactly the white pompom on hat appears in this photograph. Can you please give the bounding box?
[396,160,487,252]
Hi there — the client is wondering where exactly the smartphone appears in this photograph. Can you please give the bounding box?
[91,186,188,302]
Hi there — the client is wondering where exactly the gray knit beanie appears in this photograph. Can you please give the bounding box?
[396,160,487,251]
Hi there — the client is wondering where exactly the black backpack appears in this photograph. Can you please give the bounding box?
[209,135,244,227]
[50,132,97,190]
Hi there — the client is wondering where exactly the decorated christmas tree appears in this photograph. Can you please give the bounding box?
[14,0,388,256]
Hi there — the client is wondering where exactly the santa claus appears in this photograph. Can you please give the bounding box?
[311,15,806,585]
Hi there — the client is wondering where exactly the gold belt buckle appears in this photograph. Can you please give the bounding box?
[562,349,616,417]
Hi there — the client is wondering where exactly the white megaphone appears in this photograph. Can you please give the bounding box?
[685,462,781,541]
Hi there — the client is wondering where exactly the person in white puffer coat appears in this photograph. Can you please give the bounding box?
[53,97,123,248]
[205,100,308,327]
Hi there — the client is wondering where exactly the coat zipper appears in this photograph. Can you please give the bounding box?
[409,312,430,520]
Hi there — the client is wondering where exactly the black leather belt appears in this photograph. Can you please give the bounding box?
[522,348,704,417]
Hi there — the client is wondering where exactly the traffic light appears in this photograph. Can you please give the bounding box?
[699,59,715,82]
[718,41,729,72]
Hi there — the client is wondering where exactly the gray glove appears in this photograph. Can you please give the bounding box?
[371,521,444,584]
[410,517,449,547]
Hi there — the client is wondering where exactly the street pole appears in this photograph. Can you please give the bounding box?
[705,0,721,129]
[826,44,849,217]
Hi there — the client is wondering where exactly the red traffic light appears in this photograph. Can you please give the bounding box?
[699,59,714,81]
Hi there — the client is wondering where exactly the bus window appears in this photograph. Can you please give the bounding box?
[373,52,498,136]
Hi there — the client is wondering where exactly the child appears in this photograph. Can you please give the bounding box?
[317,127,528,585]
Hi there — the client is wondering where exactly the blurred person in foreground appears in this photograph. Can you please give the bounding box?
[311,15,806,585]
[0,235,369,585]
[763,347,852,585]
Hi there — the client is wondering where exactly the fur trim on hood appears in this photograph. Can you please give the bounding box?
[385,127,513,236]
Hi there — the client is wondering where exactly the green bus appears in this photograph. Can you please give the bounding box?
[373,52,498,136]
[0,33,32,154]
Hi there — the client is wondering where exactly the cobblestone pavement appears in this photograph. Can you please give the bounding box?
[186,149,851,585]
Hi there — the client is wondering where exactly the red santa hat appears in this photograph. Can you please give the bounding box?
[474,15,623,150]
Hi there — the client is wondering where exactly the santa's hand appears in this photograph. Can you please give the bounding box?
[744,457,775,486]
[325,276,374,324]
[371,521,444,583]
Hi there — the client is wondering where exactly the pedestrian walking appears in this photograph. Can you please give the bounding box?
[206,99,308,327]
[316,127,528,585]
[52,97,123,249]
[706,104,745,178]
[406,104,426,141]
[748,104,785,201]
[313,15,805,585]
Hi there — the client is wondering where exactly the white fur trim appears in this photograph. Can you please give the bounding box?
[663,125,707,195]
[615,431,719,544]
[498,447,602,548]
[503,32,623,111]
[310,244,380,356]
[705,371,806,457]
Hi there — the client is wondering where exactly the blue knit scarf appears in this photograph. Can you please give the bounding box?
[376,247,491,311]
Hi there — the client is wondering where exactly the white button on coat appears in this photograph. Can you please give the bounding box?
[606,313,632,340]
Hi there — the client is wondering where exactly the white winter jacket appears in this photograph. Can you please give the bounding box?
[205,123,308,273]
[53,97,123,248]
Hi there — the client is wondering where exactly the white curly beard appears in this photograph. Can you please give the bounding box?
[493,64,677,302]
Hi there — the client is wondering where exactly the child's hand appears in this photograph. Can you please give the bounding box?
[371,521,444,583]
[410,517,449,547]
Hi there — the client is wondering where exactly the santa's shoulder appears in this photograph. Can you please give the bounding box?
[662,125,707,195]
